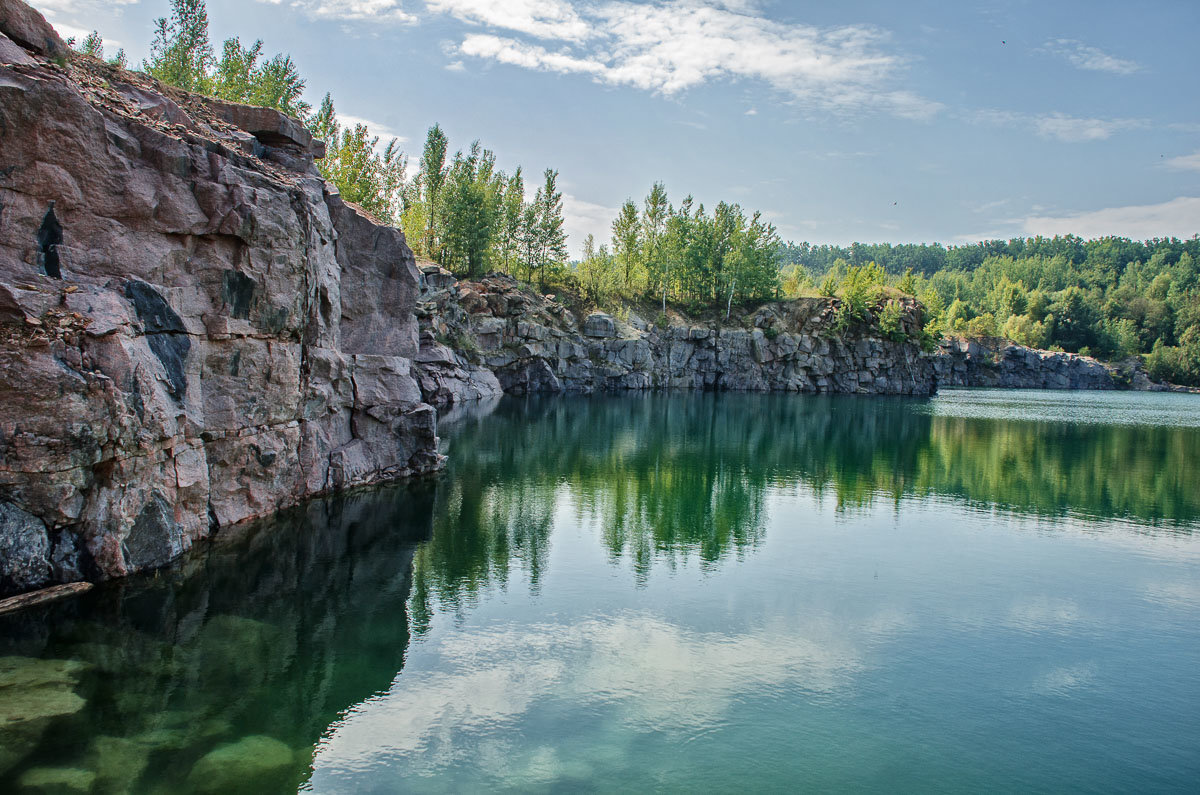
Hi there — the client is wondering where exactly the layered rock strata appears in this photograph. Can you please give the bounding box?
[0,2,440,596]
[412,268,937,405]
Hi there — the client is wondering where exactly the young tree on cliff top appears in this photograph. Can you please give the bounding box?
[642,182,671,310]
[213,39,309,118]
[496,168,526,274]
[612,199,642,295]
[145,0,214,93]
[417,124,450,259]
[532,169,568,287]
[309,94,406,225]
[441,142,502,276]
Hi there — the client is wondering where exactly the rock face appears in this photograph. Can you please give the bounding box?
[412,268,936,404]
[933,337,1117,390]
[0,5,441,597]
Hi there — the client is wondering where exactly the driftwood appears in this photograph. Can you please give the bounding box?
[0,582,93,616]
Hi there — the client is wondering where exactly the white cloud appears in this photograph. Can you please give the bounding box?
[1165,151,1200,172]
[337,113,405,143]
[445,0,941,120]
[426,0,592,41]
[459,34,607,77]
[260,0,415,23]
[563,193,619,255]
[1022,196,1200,240]
[38,0,134,48]
[1044,39,1142,75]
[973,109,1145,142]
[1032,113,1144,142]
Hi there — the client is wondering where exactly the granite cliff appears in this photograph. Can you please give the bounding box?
[0,1,440,597]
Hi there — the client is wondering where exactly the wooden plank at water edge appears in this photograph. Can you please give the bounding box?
[0,582,94,616]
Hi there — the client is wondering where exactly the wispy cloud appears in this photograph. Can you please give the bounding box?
[973,109,1146,142]
[1022,196,1200,239]
[256,0,416,23]
[442,0,941,120]
[1043,38,1142,75]
[338,113,406,144]
[427,0,591,41]
[563,193,619,254]
[1165,151,1200,172]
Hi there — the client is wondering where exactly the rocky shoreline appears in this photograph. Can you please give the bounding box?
[0,0,1184,600]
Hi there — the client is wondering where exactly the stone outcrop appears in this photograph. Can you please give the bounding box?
[0,3,440,597]
[412,267,936,404]
[933,337,1118,390]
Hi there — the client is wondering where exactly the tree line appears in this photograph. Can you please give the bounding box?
[579,184,783,315]
[788,238,1200,384]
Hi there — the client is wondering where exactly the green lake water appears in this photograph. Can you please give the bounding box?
[2,389,1199,793]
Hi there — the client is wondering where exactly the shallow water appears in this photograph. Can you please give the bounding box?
[2,390,1199,793]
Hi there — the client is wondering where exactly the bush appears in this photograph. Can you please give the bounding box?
[878,300,907,341]
[1145,337,1200,386]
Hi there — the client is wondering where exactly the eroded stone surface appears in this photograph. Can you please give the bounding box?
[933,337,1117,390]
[413,271,937,404]
[0,3,441,596]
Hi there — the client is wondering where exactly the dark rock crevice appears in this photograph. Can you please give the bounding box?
[35,201,61,278]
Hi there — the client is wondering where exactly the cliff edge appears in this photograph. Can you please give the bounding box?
[0,0,441,596]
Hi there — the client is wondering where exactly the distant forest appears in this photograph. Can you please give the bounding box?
[73,0,1200,385]
[778,236,1200,385]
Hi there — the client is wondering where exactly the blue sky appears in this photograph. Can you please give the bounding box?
[36,0,1200,254]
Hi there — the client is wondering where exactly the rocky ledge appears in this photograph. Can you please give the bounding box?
[0,1,441,597]
[411,267,936,405]
[933,337,1118,390]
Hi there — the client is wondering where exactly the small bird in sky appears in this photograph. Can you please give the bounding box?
[1001,40,1006,44]
[892,202,898,206]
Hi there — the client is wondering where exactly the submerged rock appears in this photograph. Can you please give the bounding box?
[185,735,297,793]
[17,766,96,793]
[87,735,151,794]
[0,656,89,776]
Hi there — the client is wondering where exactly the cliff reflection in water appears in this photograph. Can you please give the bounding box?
[0,484,435,793]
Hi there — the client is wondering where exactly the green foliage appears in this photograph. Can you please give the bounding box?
[818,273,838,297]
[440,142,503,277]
[312,95,406,225]
[833,262,886,331]
[577,235,620,304]
[1146,333,1200,386]
[782,233,1200,368]
[878,300,907,341]
[578,182,781,311]
[144,0,214,93]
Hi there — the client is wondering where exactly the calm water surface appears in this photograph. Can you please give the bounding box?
[2,390,1199,793]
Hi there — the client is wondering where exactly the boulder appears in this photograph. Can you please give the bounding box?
[583,312,617,338]
[0,502,52,593]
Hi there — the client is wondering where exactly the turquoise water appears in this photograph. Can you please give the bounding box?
[2,390,1199,792]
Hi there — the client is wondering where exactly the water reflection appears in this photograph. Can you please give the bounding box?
[415,393,1199,603]
[1,391,1198,791]
[0,483,434,792]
